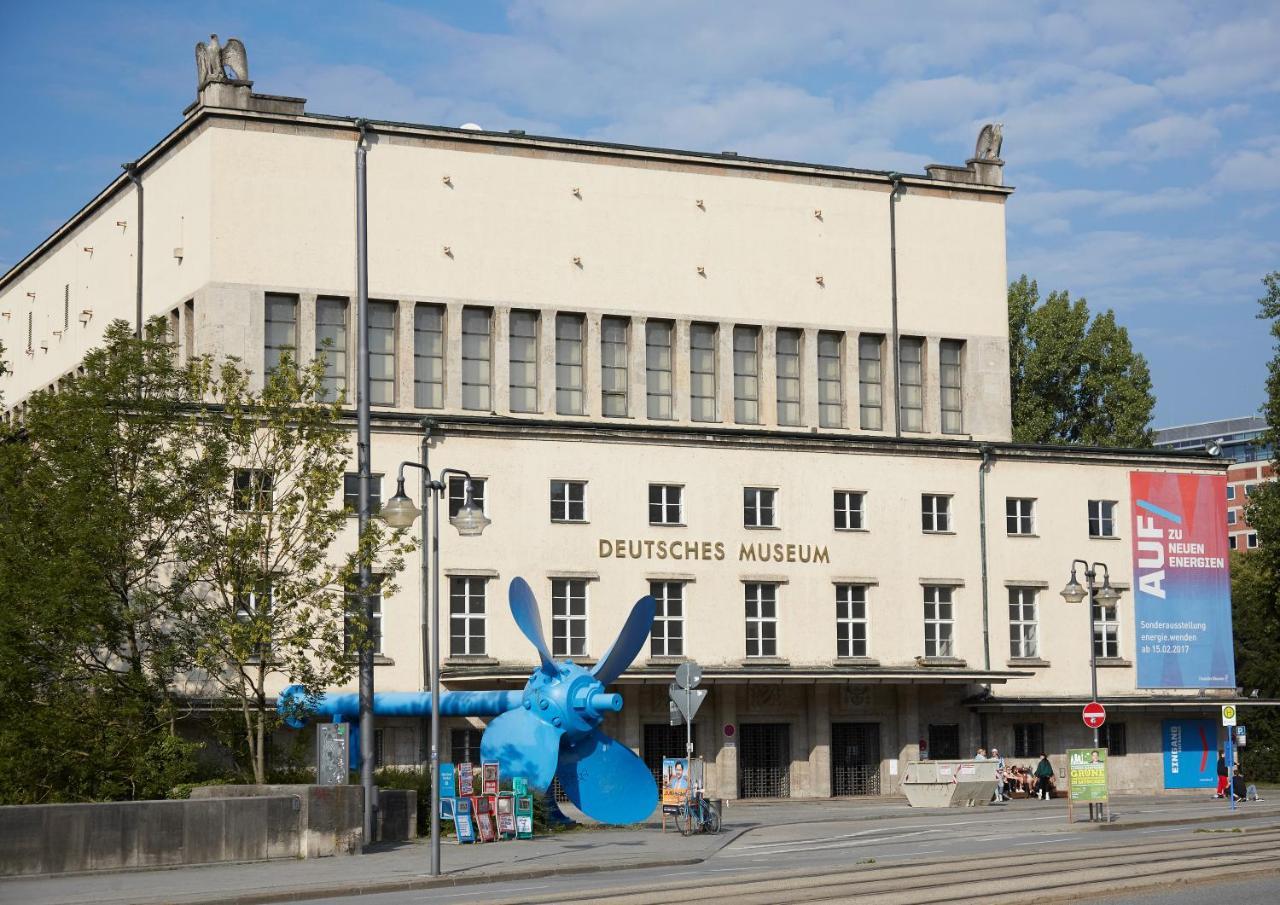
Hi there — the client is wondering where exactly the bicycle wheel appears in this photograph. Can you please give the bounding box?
[704,801,721,834]
[673,806,691,836]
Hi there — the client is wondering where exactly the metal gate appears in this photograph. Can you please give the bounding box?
[831,722,881,796]
[739,723,791,798]
[643,723,689,787]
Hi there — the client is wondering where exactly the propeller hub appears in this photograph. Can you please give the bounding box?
[522,661,613,740]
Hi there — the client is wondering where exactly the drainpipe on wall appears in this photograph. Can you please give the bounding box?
[887,173,904,437]
[978,444,994,674]
[122,161,144,337]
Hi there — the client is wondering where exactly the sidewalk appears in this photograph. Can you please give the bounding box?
[6,794,1278,905]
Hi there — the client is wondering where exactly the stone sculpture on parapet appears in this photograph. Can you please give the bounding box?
[974,122,1004,161]
[195,34,250,91]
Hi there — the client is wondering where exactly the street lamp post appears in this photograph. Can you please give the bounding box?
[1060,559,1121,821]
[380,454,489,877]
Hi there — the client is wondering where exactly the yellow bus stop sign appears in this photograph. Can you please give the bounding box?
[1222,704,1237,726]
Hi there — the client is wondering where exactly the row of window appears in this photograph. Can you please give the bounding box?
[1227,533,1259,550]
[263,294,968,432]
[927,722,1128,760]
[1225,483,1258,501]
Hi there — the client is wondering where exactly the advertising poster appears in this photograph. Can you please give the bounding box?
[459,761,475,797]
[515,796,534,839]
[661,757,690,814]
[496,793,516,837]
[1129,472,1235,689]
[440,763,457,799]
[482,762,500,796]
[472,795,496,843]
[1067,748,1109,803]
[453,796,475,844]
[1162,719,1219,789]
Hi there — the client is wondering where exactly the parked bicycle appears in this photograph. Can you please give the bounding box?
[674,788,721,835]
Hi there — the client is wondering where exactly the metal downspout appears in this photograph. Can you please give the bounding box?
[888,173,903,436]
[122,162,144,336]
[978,444,994,674]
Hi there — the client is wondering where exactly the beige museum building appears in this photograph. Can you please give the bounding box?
[0,66,1235,799]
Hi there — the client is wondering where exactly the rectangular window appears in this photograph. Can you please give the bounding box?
[646,321,674,419]
[745,583,778,658]
[183,299,195,358]
[858,334,883,430]
[1013,723,1044,759]
[1227,485,1236,501]
[922,494,951,533]
[1093,595,1120,658]
[1089,500,1117,538]
[552,578,588,657]
[236,582,274,660]
[649,581,684,657]
[233,469,274,512]
[929,724,960,760]
[414,304,445,408]
[834,491,865,531]
[555,313,585,415]
[509,310,539,413]
[1099,722,1127,756]
[1006,498,1035,535]
[449,576,486,656]
[817,331,844,428]
[344,579,382,656]
[343,472,383,514]
[923,586,954,658]
[461,307,493,411]
[733,325,761,424]
[264,293,298,377]
[1246,483,1257,497]
[940,339,964,434]
[689,323,718,422]
[601,316,629,417]
[775,328,802,426]
[899,337,924,431]
[836,584,868,658]
[447,476,486,518]
[1008,587,1038,658]
[368,300,397,406]
[315,297,348,402]
[1229,535,1238,551]
[649,484,683,525]
[1227,509,1238,526]
[1247,532,1258,549]
[550,480,586,522]
[744,487,777,528]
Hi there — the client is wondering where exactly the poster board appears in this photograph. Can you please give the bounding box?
[449,796,475,843]
[661,756,690,814]
[1067,747,1109,822]
[458,762,475,797]
[496,792,516,838]
[440,763,457,800]
[515,795,534,839]
[482,762,500,796]
[471,795,497,843]
[512,776,529,797]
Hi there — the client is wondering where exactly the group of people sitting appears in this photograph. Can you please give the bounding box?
[1217,752,1264,802]
[974,747,1057,800]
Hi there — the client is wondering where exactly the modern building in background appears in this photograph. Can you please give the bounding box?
[1154,417,1271,550]
[1,49,1245,798]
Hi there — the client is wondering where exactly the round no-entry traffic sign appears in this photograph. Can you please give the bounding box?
[1083,701,1107,729]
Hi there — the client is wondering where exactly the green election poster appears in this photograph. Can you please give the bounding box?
[1067,748,1109,802]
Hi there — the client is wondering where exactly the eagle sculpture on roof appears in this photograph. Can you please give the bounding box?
[195,34,250,91]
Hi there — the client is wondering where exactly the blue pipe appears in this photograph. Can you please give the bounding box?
[279,684,523,728]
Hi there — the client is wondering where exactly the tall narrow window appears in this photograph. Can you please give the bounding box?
[601,316,629,417]
[818,331,843,428]
[368,300,397,405]
[183,299,195,359]
[449,576,487,656]
[899,337,924,431]
[1009,587,1038,658]
[1093,592,1120,658]
[689,323,718,422]
[836,584,869,658]
[237,582,276,660]
[509,310,539,413]
[733,326,761,424]
[552,578,588,657]
[745,583,778,657]
[264,293,298,377]
[923,586,954,658]
[344,580,382,655]
[858,334,883,430]
[940,339,964,434]
[556,313,585,415]
[776,328,802,426]
[1013,723,1044,758]
[414,304,444,408]
[650,581,684,657]
[461,307,492,411]
[646,321,673,419]
[316,296,348,403]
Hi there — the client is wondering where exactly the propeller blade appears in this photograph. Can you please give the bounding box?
[556,728,657,824]
[480,708,564,793]
[509,577,557,675]
[591,594,657,685]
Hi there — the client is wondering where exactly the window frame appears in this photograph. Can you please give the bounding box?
[689,322,719,423]
[413,303,445,409]
[461,306,493,411]
[649,581,685,657]
[733,325,761,425]
[315,296,349,403]
[233,468,275,512]
[551,578,589,658]
[648,483,684,526]
[1008,586,1038,659]
[743,486,778,529]
[447,476,487,518]
[939,338,964,435]
[1006,497,1036,536]
[744,582,778,658]
[833,490,866,531]
[775,328,802,426]
[858,333,884,431]
[899,336,925,432]
[646,320,674,420]
[923,585,955,658]
[1092,592,1120,658]
[1088,499,1117,538]
[367,299,398,406]
[550,479,587,523]
[344,576,383,656]
[555,312,586,415]
[264,293,298,378]
[922,494,952,533]
[449,575,487,657]
[600,316,630,417]
[835,584,869,658]
[1013,722,1045,759]
[509,309,540,414]
[817,330,844,428]
[343,472,383,515]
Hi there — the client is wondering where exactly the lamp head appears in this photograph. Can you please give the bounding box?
[378,477,420,529]
[450,479,490,536]
[1095,579,1121,605]
[1060,569,1087,604]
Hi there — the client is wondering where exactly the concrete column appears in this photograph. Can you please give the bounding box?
[924,335,940,435]
[584,312,603,419]
[445,302,464,410]
[672,319,690,423]
[715,684,738,799]
[395,298,414,409]
[810,685,832,798]
[801,327,820,427]
[297,293,317,370]
[716,321,733,424]
[491,306,511,416]
[631,318,648,420]
[761,326,778,428]
[895,685,920,793]
[842,330,858,430]
[539,308,557,416]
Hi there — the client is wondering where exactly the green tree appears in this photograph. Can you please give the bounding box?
[0,319,210,802]
[1008,274,1155,447]
[176,353,407,783]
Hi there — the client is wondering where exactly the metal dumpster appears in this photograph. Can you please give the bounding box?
[900,760,998,807]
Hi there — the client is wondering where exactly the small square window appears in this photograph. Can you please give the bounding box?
[834,491,865,531]
[1006,497,1035,535]
[922,494,951,533]
[343,473,383,514]
[234,469,274,512]
[448,477,487,517]
[649,484,683,525]
[744,487,777,528]
[1088,500,1116,538]
[550,480,587,523]
[1099,722,1127,756]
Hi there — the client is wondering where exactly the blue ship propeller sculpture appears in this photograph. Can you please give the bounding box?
[280,577,658,825]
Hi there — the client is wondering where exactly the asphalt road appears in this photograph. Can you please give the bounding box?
[290,809,1280,904]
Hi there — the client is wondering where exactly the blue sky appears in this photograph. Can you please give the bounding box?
[2,1,1277,427]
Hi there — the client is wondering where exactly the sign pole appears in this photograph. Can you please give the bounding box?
[686,684,693,761]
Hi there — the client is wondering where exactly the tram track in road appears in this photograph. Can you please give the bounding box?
[475,824,1280,905]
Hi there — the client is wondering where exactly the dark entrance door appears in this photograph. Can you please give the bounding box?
[831,722,881,796]
[739,723,791,798]
[643,723,689,787]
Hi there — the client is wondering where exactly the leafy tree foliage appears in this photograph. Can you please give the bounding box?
[1008,275,1155,447]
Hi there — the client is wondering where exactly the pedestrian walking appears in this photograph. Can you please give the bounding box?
[992,747,1006,801]
[1034,753,1054,800]
[1215,750,1229,799]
